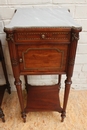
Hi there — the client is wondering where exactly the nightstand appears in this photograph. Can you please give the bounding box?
[4,7,82,122]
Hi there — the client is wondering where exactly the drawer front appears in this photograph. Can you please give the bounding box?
[17,44,69,74]
[14,31,71,44]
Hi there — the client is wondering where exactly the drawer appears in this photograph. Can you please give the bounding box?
[17,44,69,74]
[14,31,71,44]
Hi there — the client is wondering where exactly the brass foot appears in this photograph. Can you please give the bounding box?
[21,111,26,123]
[61,111,66,122]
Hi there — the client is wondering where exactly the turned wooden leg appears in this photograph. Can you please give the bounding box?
[60,28,80,122]
[0,108,5,122]
[58,75,61,89]
[24,75,28,92]
[61,77,72,122]
[14,78,26,122]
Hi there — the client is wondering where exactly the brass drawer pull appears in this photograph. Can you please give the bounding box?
[19,58,23,63]
[41,34,45,39]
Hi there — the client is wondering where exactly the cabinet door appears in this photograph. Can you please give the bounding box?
[17,44,69,75]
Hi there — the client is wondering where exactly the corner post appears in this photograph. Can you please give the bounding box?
[61,27,82,122]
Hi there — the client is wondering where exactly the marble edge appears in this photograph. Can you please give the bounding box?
[4,26,82,32]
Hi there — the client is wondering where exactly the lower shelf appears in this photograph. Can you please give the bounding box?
[25,84,62,113]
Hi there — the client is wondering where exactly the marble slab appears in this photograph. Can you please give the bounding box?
[5,7,81,29]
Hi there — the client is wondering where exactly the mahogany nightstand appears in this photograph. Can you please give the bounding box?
[4,8,82,122]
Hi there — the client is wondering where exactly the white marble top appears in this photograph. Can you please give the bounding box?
[5,7,81,29]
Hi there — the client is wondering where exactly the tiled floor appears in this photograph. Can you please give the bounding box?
[0,89,87,130]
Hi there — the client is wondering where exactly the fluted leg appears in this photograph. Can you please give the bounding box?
[24,75,28,92]
[61,77,72,122]
[58,75,61,89]
[14,78,26,122]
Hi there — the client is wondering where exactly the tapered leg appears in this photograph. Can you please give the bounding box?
[24,75,28,92]
[0,108,5,122]
[58,75,61,89]
[61,28,80,122]
[14,78,26,122]
[61,77,72,122]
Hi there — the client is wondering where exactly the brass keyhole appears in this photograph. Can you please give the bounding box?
[19,58,23,63]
